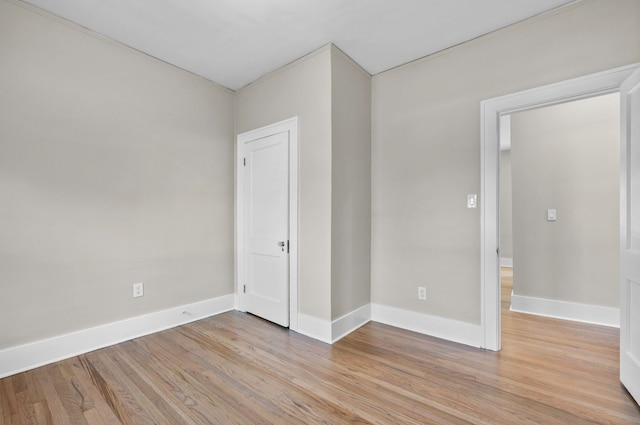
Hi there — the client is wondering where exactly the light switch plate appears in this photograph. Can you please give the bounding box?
[547,209,557,221]
[467,194,478,209]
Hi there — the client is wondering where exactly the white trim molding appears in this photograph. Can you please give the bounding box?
[510,295,619,328]
[0,294,235,379]
[371,304,483,348]
[296,313,332,344]
[297,304,481,347]
[480,63,640,351]
[332,304,371,343]
[294,304,372,344]
[500,258,513,268]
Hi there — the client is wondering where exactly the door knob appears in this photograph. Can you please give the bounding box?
[277,241,285,247]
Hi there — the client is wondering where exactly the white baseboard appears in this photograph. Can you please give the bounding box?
[0,294,235,379]
[371,304,483,348]
[331,304,371,343]
[295,313,332,344]
[500,257,513,267]
[510,294,619,327]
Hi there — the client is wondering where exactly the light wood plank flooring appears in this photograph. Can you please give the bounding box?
[2,270,639,424]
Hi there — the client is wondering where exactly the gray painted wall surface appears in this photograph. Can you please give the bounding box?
[0,0,235,349]
[511,93,620,307]
[371,0,640,324]
[3,0,639,350]
[330,47,372,320]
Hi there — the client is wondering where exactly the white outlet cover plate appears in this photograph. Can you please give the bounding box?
[133,282,144,298]
[418,287,427,300]
[467,194,478,209]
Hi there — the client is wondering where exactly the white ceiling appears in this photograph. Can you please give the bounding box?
[22,0,576,90]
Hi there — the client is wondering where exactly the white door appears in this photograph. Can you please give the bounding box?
[243,131,290,327]
[620,67,640,405]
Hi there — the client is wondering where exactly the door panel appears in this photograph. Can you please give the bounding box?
[244,131,289,327]
[631,281,640,358]
[620,67,640,405]
[630,80,640,252]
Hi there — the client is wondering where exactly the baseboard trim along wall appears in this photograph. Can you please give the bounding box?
[296,304,373,344]
[331,304,371,343]
[510,294,620,327]
[296,313,332,344]
[500,257,513,267]
[2,300,489,378]
[371,303,483,348]
[297,303,483,348]
[0,294,235,379]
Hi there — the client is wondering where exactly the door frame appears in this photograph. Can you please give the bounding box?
[480,64,639,351]
[236,117,299,331]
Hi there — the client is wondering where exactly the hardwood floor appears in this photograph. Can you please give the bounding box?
[2,271,639,424]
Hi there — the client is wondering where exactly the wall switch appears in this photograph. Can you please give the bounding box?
[133,282,144,298]
[547,209,557,221]
[418,286,427,300]
[467,194,478,209]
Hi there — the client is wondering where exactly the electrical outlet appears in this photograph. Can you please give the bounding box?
[133,282,144,298]
[418,286,427,300]
[467,194,478,209]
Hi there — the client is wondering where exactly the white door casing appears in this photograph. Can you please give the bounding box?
[620,67,640,405]
[236,117,299,330]
[480,64,640,351]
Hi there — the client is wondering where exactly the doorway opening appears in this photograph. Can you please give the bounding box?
[498,93,620,335]
[480,64,639,351]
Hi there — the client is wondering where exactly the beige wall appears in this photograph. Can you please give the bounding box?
[4,0,638,350]
[371,0,640,324]
[236,45,372,323]
[510,93,620,307]
[236,47,334,321]
[0,0,235,349]
[330,47,372,320]
[500,150,513,260]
